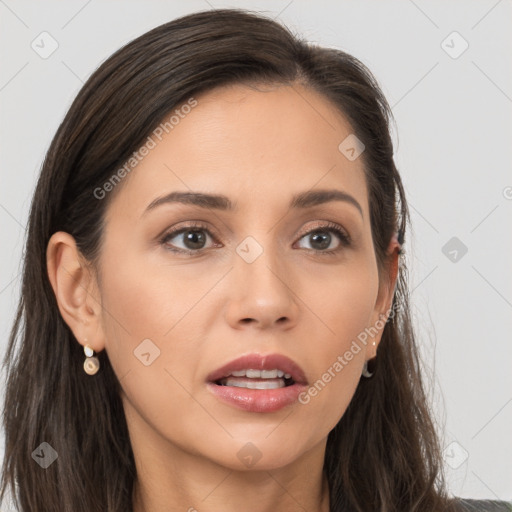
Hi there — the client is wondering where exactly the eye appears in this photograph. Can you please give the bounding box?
[295,222,351,255]
[159,222,219,254]
[159,220,351,256]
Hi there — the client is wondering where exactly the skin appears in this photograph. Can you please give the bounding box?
[47,82,399,512]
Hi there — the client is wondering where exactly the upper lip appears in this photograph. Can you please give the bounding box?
[206,353,308,385]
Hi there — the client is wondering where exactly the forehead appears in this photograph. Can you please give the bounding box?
[104,82,369,221]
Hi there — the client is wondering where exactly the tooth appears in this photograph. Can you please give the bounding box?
[224,378,285,390]
[224,369,291,380]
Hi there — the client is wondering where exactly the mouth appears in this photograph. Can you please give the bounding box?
[215,368,296,390]
[206,352,308,387]
[205,353,308,413]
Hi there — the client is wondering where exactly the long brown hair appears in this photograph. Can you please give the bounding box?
[1,8,455,511]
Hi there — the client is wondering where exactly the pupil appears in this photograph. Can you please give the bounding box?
[184,229,206,249]
[311,231,330,250]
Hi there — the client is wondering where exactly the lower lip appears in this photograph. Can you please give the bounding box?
[206,381,308,413]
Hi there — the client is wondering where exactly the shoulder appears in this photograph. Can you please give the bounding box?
[450,498,512,512]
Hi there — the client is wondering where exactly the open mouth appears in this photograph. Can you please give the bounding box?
[215,376,295,389]
[206,358,308,413]
[215,369,296,389]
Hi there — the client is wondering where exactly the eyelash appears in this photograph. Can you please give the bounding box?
[159,220,351,256]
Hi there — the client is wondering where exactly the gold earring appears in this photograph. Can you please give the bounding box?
[83,343,100,375]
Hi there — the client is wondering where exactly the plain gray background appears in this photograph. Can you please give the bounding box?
[1,0,511,506]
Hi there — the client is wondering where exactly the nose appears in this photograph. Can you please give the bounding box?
[224,242,300,331]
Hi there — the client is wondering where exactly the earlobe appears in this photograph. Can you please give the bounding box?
[46,231,105,353]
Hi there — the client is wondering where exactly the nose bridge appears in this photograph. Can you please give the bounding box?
[226,230,299,327]
[234,231,285,288]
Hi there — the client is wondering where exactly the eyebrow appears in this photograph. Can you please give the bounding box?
[142,188,363,218]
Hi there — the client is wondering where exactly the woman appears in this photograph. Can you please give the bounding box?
[1,8,510,512]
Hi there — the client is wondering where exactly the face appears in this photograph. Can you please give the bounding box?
[66,83,396,471]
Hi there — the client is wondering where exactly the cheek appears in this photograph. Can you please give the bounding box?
[98,238,207,340]
[97,251,212,444]
[96,247,188,380]
[296,261,378,427]
[306,255,378,353]
[97,243,224,400]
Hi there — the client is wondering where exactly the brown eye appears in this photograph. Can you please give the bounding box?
[296,222,351,255]
[160,223,218,254]
[170,229,207,250]
[303,230,336,251]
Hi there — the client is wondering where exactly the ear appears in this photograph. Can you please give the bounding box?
[367,234,401,358]
[46,231,106,353]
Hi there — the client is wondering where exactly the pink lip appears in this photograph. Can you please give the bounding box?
[205,353,309,413]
